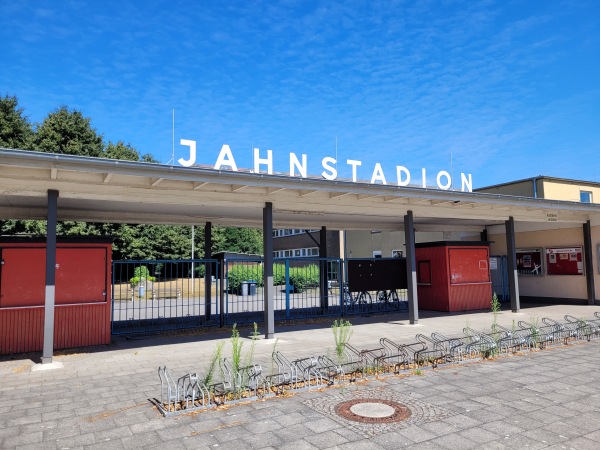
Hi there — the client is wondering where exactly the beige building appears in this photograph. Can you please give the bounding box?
[477,176,599,304]
[476,176,599,204]
[344,230,477,259]
[343,176,599,305]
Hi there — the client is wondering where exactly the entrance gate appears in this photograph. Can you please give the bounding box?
[111,257,409,335]
[111,259,220,335]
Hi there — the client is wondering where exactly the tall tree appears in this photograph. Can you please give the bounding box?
[34,106,104,157]
[212,226,263,255]
[105,141,140,161]
[0,95,34,149]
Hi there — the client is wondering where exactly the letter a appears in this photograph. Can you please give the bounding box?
[214,145,238,171]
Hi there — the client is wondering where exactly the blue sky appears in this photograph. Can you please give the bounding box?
[1,0,599,188]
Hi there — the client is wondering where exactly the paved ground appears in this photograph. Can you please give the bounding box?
[1,304,600,449]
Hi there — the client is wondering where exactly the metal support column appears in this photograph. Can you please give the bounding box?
[42,189,58,364]
[505,216,520,312]
[583,220,596,305]
[404,210,418,324]
[204,222,212,319]
[319,226,328,311]
[263,202,275,338]
[219,258,225,327]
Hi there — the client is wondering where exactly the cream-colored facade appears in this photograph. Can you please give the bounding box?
[476,176,600,204]
[478,177,600,303]
[344,230,478,259]
[345,176,599,303]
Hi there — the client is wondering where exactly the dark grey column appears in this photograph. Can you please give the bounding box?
[263,202,274,338]
[219,258,225,328]
[204,222,212,319]
[42,190,58,364]
[583,220,596,305]
[506,216,520,312]
[319,226,329,311]
[404,210,418,324]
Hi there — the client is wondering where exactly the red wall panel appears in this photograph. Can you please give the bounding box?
[0,239,112,355]
[0,304,111,355]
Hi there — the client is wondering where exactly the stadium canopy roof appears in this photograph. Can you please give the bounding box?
[1,148,599,232]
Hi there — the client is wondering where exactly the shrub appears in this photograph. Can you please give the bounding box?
[130,265,155,286]
[227,264,263,293]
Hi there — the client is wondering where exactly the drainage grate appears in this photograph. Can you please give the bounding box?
[303,387,458,437]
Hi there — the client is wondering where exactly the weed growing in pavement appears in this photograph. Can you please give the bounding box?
[529,316,540,348]
[203,341,225,386]
[269,338,280,377]
[332,319,353,365]
[230,323,243,373]
[491,292,501,332]
[251,322,260,338]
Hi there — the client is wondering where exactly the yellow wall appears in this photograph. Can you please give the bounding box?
[477,180,536,197]
[541,180,600,203]
[345,230,472,258]
[488,224,599,301]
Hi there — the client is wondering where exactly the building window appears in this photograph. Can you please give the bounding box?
[580,191,592,203]
[273,229,318,238]
[373,251,382,258]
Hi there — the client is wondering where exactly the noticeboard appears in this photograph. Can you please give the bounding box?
[516,248,543,276]
[546,247,583,275]
[347,258,407,292]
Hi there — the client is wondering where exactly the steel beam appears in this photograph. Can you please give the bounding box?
[263,202,275,338]
[583,220,596,305]
[506,216,520,312]
[204,222,212,319]
[42,189,58,364]
[319,226,328,311]
[404,210,419,324]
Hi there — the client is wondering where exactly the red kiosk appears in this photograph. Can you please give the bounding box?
[0,236,112,355]
[415,241,492,312]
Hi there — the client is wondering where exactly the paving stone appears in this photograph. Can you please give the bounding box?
[304,429,351,448]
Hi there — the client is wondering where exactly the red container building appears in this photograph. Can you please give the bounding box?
[0,236,112,355]
[415,241,492,312]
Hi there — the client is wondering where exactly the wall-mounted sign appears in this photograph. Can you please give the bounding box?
[546,247,583,275]
[178,140,474,192]
[516,248,543,276]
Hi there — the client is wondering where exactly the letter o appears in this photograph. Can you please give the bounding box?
[436,171,452,190]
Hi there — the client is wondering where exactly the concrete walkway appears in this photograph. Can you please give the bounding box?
[1,304,600,449]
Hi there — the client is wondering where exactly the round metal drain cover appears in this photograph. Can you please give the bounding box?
[335,399,411,424]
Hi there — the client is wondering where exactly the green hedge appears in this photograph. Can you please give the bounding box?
[227,264,263,293]
[227,263,320,293]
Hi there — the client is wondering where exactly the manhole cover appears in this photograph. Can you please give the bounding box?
[335,398,411,424]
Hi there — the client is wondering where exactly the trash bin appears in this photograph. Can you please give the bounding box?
[137,284,145,297]
[241,281,249,296]
[248,280,257,295]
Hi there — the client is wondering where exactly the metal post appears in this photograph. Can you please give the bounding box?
[219,259,225,327]
[42,189,58,364]
[319,226,328,311]
[404,210,418,324]
[506,216,520,312]
[583,220,596,305]
[204,222,212,319]
[263,202,274,338]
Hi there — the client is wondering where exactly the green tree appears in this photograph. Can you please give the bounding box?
[141,153,160,163]
[212,226,263,255]
[0,95,34,149]
[105,141,140,161]
[34,106,104,157]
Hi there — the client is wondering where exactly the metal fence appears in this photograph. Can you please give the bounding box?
[221,258,344,325]
[111,259,219,335]
[111,257,409,335]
